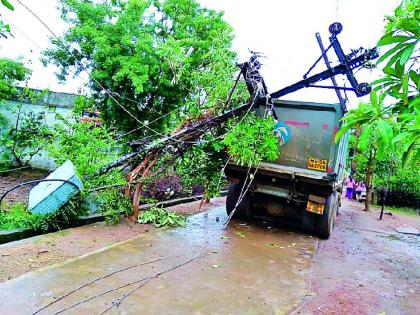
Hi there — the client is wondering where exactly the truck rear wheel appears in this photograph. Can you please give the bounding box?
[316,191,338,239]
[226,183,251,219]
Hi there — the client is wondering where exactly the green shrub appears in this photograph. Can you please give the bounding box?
[0,89,52,167]
[175,145,225,200]
[0,197,88,232]
[48,116,131,224]
[48,118,122,182]
[93,188,132,225]
[0,202,43,231]
[35,196,88,232]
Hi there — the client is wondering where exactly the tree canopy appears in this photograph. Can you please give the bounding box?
[0,0,31,103]
[0,58,31,102]
[44,0,247,136]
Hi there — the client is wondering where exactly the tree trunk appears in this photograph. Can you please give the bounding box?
[365,150,373,211]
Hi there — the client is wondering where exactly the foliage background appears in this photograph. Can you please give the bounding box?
[43,0,248,137]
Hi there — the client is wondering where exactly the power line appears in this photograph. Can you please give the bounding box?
[1,15,44,51]
[15,0,57,38]
[14,0,244,147]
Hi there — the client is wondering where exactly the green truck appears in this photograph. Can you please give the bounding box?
[224,22,378,238]
[225,100,348,239]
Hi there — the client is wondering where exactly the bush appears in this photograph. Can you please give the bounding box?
[93,188,132,224]
[0,196,90,232]
[48,115,131,224]
[49,117,122,182]
[0,202,43,231]
[375,168,420,208]
[0,89,52,167]
[175,145,226,199]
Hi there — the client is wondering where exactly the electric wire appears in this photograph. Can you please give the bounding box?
[14,0,251,149]
[1,15,44,51]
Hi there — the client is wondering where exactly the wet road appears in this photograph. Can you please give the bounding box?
[0,206,318,315]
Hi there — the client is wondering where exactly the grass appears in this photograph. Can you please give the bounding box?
[384,206,418,217]
[372,204,419,217]
[0,202,43,231]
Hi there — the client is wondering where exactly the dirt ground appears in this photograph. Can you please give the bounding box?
[0,197,224,283]
[0,168,47,205]
[295,199,420,315]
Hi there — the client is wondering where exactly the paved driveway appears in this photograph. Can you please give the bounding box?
[0,206,317,315]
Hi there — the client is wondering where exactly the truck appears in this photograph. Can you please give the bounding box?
[224,22,377,238]
[225,100,348,239]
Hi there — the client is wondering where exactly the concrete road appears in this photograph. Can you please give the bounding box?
[0,206,317,315]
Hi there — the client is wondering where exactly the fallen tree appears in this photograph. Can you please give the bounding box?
[41,0,379,223]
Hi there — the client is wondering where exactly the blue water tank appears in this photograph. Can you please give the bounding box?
[28,160,83,215]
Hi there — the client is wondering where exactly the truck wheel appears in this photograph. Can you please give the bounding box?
[301,210,317,235]
[317,192,338,239]
[226,183,251,219]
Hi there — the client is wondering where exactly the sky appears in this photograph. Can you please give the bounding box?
[0,0,400,108]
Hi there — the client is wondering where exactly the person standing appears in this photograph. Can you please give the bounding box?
[353,180,358,200]
[356,181,366,201]
[345,175,354,199]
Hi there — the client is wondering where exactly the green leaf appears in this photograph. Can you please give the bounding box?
[236,231,245,238]
[392,131,410,144]
[334,124,351,143]
[378,34,410,46]
[401,74,409,103]
[409,70,420,90]
[399,42,416,66]
[1,0,14,11]
[402,137,417,166]
[371,77,393,86]
[376,119,394,145]
[376,42,405,65]
[358,125,372,150]
[383,66,399,78]
[370,90,378,107]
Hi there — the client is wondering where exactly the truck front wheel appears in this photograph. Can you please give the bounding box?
[226,183,251,219]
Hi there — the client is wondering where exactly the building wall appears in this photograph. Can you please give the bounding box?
[1,90,78,170]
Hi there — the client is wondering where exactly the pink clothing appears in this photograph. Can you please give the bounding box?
[346,178,355,189]
[356,183,366,192]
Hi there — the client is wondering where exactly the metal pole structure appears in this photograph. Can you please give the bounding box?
[316,32,347,112]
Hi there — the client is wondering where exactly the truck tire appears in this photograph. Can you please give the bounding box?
[316,191,338,239]
[226,183,251,219]
[301,209,317,235]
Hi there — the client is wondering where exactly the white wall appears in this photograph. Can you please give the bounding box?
[1,90,77,170]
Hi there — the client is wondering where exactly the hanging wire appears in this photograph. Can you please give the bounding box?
[13,0,246,148]
[1,15,44,51]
